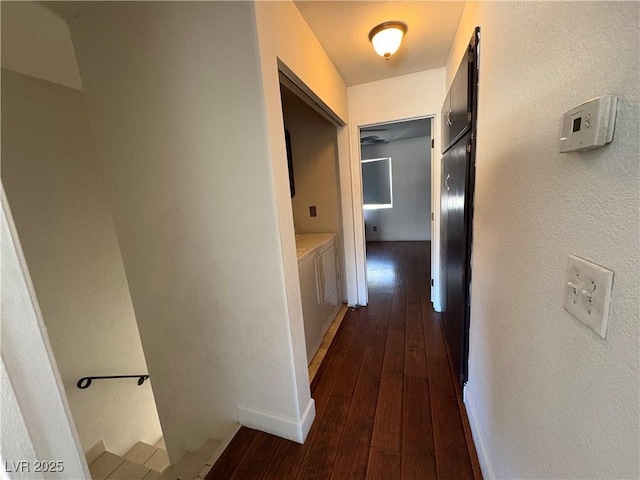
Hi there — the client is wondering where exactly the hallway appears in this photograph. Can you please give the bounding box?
[206,242,481,479]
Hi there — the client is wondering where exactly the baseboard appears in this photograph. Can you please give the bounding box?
[237,398,316,444]
[299,398,315,441]
[464,386,495,480]
[84,439,105,465]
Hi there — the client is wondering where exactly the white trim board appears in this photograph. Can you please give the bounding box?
[237,398,315,444]
[349,109,441,309]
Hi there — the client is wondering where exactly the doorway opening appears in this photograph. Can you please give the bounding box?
[359,117,434,296]
[278,73,349,385]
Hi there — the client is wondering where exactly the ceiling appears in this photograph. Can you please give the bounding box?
[360,117,431,145]
[294,1,466,86]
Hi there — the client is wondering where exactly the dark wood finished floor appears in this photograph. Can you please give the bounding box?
[206,242,482,480]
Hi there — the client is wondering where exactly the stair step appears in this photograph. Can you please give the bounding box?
[90,452,125,480]
[104,437,221,480]
[161,452,194,480]
[90,438,171,480]
[107,459,151,480]
[86,440,107,466]
[154,438,166,450]
[176,439,220,480]
[143,470,162,480]
[144,448,170,473]
[125,442,157,466]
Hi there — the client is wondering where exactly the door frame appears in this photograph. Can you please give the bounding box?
[277,62,359,309]
[349,110,441,307]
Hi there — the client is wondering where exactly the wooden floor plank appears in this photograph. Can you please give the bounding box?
[402,375,437,480]
[262,310,357,480]
[423,302,475,479]
[205,427,258,479]
[406,245,422,305]
[405,303,428,378]
[209,242,481,480]
[331,297,389,479]
[312,309,361,415]
[389,282,407,332]
[262,438,307,480]
[371,329,405,454]
[367,314,389,351]
[406,280,421,305]
[296,396,351,480]
[366,292,393,317]
[331,347,383,479]
[229,432,281,480]
[366,448,401,480]
[330,309,370,399]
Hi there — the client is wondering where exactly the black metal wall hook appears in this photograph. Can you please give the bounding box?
[77,374,150,389]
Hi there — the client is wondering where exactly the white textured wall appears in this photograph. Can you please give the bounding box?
[348,69,445,307]
[65,1,307,461]
[1,187,88,479]
[362,136,432,241]
[253,0,352,416]
[1,68,162,456]
[1,2,163,456]
[447,3,640,478]
[0,2,82,90]
[1,358,43,480]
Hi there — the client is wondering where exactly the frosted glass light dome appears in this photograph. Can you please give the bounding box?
[368,21,408,59]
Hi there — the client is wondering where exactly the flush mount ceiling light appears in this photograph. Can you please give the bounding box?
[368,21,408,59]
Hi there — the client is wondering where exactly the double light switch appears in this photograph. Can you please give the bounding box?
[563,254,614,339]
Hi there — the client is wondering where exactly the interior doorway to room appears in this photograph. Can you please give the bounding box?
[360,117,433,242]
[359,117,434,294]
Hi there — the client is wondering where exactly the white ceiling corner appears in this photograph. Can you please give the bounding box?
[294,1,466,87]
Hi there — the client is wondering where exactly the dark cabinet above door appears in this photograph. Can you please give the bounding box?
[441,90,451,152]
[441,48,471,153]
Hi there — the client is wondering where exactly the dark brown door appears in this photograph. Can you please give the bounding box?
[439,27,479,387]
[440,132,472,385]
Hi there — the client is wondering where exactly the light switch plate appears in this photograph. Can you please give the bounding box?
[563,255,614,338]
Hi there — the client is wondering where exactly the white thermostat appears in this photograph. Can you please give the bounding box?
[559,95,617,153]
